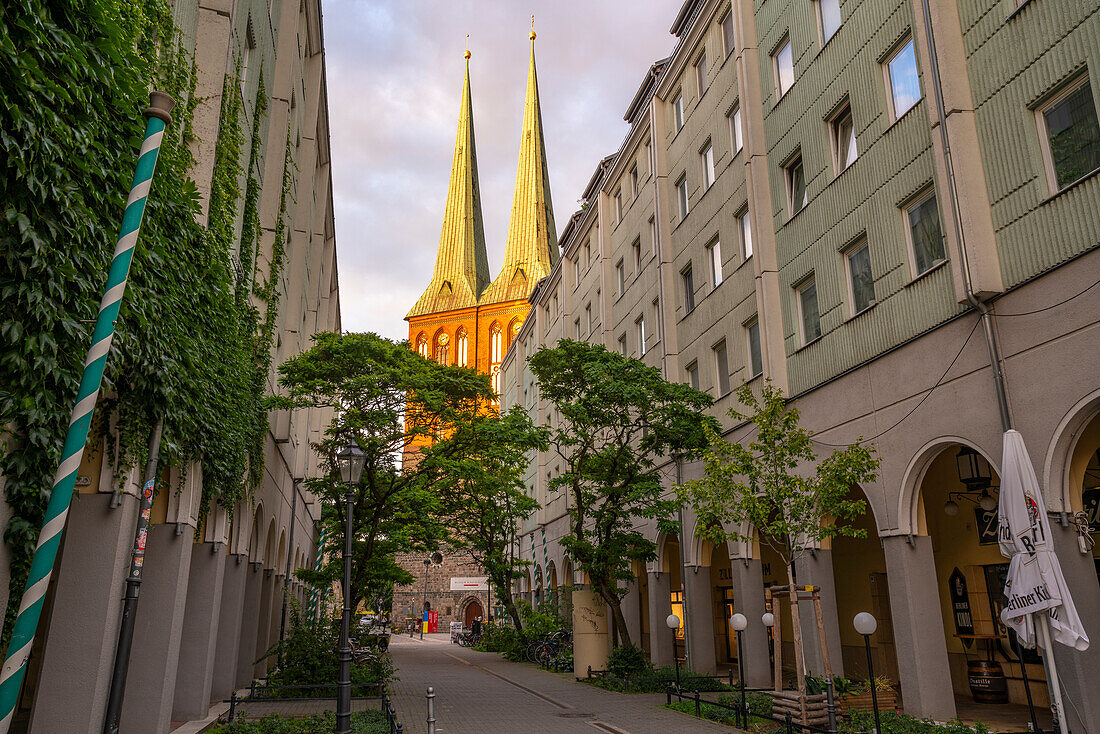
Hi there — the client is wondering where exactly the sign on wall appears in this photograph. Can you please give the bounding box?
[450,576,489,591]
[974,507,999,545]
[948,567,974,647]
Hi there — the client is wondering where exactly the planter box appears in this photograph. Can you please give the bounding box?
[837,689,898,714]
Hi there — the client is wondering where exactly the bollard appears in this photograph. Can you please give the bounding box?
[825,678,838,734]
[426,686,436,734]
[587,665,592,679]
[228,690,237,723]
[694,690,700,717]
[249,680,257,699]
[666,682,673,706]
[785,710,793,734]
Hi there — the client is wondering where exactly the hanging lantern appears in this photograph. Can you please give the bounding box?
[956,446,992,489]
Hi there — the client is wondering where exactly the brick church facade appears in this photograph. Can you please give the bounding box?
[391,32,557,631]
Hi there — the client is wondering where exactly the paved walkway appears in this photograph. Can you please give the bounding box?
[388,633,735,734]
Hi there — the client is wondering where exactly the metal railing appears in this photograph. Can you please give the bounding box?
[223,681,403,733]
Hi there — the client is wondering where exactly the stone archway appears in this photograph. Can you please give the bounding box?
[463,599,483,628]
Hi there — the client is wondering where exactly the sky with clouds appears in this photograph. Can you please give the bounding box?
[323,0,680,340]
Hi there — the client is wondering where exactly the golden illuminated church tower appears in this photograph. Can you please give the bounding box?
[406,31,557,397]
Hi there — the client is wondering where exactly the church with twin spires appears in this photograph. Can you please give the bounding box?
[406,30,557,399]
[394,31,557,630]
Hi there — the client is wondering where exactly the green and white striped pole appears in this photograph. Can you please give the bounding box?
[308,525,327,619]
[0,91,174,733]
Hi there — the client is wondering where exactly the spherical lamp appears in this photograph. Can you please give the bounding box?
[762,612,775,628]
[853,611,878,636]
[730,613,748,631]
[666,613,681,630]
[944,499,960,516]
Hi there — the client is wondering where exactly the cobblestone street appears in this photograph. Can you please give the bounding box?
[387,634,733,734]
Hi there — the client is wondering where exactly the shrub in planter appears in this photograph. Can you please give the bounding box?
[607,644,650,679]
[841,710,991,734]
[209,711,389,733]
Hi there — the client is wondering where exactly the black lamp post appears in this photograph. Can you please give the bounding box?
[730,613,748,724]
[666,613,682,692]
[854,612,882,734]
[335,441,365,734]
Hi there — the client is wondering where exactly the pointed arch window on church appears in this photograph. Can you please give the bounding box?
[417,334,428,358]
[457,330,468,367]
[491,324,503,363]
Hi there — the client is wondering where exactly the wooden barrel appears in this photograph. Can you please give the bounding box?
[967,660,1009,704]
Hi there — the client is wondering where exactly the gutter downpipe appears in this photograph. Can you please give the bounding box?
[919,5,1068,732]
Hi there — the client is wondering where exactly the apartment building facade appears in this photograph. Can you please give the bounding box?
[1,0,340,731]
[501,0,1100,729]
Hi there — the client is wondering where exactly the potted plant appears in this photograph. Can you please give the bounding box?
[835,675,899,714]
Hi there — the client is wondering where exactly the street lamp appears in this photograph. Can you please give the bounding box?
[335,441,365,734]
[730,613,748,725]
[854,612,882,734]
[666,613,682,692]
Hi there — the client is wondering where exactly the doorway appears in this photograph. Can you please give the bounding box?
[464,600,483,628]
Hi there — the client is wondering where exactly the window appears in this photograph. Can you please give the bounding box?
[830,103,857,173]
[885,37,921,121]
[738,208,753,260]
[674,91,684,131]
[746,318,763,377]
[681,265,695,312]
[721,12,735,57]
[490,324,503,362]
[646,140,654,177]
[630,164,639,198]
[416,334,428,358]
[615,259,625,297]
[1038,75,1100,191]
[649,217,657,256]
[636,315,646,356]
[572,256,580,288]
[729,104,743,154]
[585,303,593,334]
[676,175,689,221]
[614,189,623,223]
[653,298,661,342]
[797,276,821,344]
[632,238,642,273]
[785,152,807,217]
[774,36,794,99]
[584,241,591,267]
[457,330,468,367]
[701,142,715,189]
[707,238,723,288]
[696,52,708,96]
[845,239,875,314]
[574,317,581,339]
[817,0,841,45]
[713,340,730,395]
[905,191,945,276]
[686,361,700,390]
[617,334,627,355]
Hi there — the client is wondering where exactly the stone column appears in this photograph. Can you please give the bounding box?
[794,550,844,677]
[212,554,247,700]
[120,522,194,733]
[731,558,772,687]
[253,570,275,677]
[684,566,717,674]
[882,536,956,721]
[236,562,263,687]
[620,578,642,648]
[1050,522,1100,734]
[172,542,226,721]
[29,493,136,734]
[647,570,674,667]
[268,574,286,666]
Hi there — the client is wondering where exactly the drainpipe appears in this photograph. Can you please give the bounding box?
[918,1,1011,433]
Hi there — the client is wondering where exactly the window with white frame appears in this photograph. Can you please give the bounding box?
[904,190,945,276]
[632,237,642,273]
[721,11,735,57]
[650,216,657,256]
[572,256,580,288]
[774,35,794,99]
[630,164,639,198]
[676,174,689,221]
[674,90,685,131]
[574,317,581,339]
[457,329,468,366]
[746,317,763,378]
[738,207,753,260]
[713,340,730,395]
[816,0,841,46]
[416,334,428,358]
[785,151,807,217]
[646,140,654,176]
[617,334,627,355]
[615,259,625,297]
[584,241,591,267]
[653,297,661,342]
[830,101,857,174]
[797,276,821,344]
[585,303,593,334]
[686,361,700,390]
[707,238,723,288]
[696,52,708,96]
[701,142,715,189]
[1037,74,1100,191]
[614,189,623,223]
[845,238,875,315]
[884,37,921,121]
[729,104,743,155]
[681,264,695,312]
[636,314,646,356]
[490,324,503,362]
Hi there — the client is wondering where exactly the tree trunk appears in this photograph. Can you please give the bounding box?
[597,584,632,649]
[492,575,524,632]
[786,562,808,725]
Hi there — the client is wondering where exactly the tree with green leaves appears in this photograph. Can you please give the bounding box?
[527,339,717,647]
[272,331,495,613]
[427,406,547,631]
[678,381,879,699]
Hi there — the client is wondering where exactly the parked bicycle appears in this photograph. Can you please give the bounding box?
[454,629,482,648]
[525,629,571,667]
